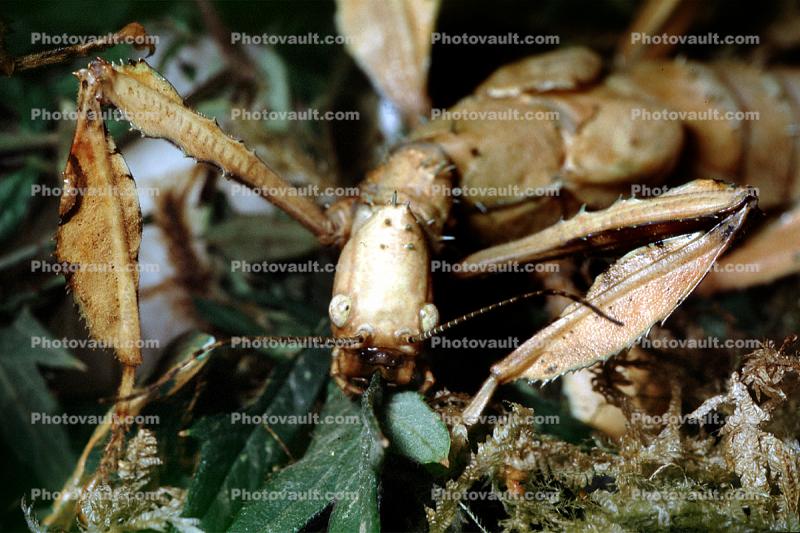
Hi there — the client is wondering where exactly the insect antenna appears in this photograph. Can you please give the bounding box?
[405,289,623,344]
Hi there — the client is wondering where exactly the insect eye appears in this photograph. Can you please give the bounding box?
[420,303,439,333]
[329,294,352,327]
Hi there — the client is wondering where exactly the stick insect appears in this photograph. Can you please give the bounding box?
[42,1,799,446]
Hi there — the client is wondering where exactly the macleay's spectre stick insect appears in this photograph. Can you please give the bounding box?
[56,21,795,437]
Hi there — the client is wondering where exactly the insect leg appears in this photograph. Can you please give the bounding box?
[462,189,756,424]
[86,58,341,245]
[455,180,755,278]
[699,201,800,293]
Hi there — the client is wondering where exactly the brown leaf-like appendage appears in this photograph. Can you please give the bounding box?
[335,0,439,119]
[491,202,752,383]
[87,58,332,241]
[55,73,143,366]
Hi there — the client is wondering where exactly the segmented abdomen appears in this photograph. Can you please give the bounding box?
[609,60,800,208]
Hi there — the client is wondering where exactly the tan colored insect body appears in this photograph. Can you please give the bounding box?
[328,145,452,391]
[54,34,797,428]
[413,47,800,245]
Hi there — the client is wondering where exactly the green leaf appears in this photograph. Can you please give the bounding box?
[0,276,64,316]
[328,374,384,533]
[382,391,450,465]
[205,213,319,263]
[0,239,54,272]
[0,308,84,489]
[0,165,38,243]
[183,347,330,531]
[229,378,385,533]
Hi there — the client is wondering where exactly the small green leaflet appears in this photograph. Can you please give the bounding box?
[0,308,84,489]
[183,347,330,531]
[229,376,386,533]
[382,391,450,465]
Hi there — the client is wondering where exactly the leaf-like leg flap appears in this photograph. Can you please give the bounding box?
[699,201,800,293]
[463,202,753,423]
[86,58,336,243]
[504,205,751,382]
[335,0,439,120]
[55,72,143,367]
[456,179,756,278]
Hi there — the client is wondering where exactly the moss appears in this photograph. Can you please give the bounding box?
[429,344,800,532]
